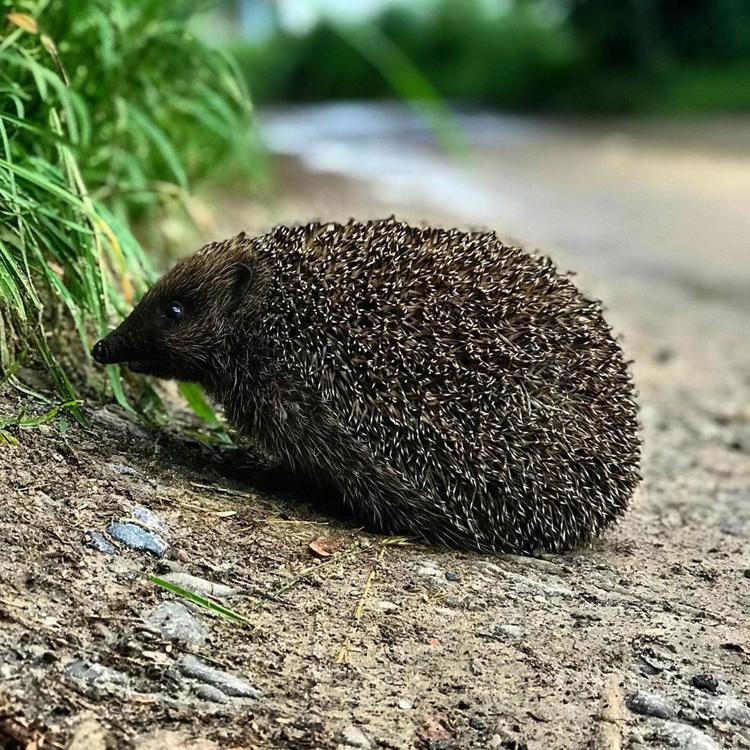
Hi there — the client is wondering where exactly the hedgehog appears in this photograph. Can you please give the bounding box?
[92,219,640,554]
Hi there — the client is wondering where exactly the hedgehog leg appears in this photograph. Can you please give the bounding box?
[251,390,459,547]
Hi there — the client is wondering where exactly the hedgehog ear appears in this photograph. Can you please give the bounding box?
[228,262,254,314]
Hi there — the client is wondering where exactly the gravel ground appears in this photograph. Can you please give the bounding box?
[1,109,748,749]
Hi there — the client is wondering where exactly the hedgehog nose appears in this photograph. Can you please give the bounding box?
[92,339,110,364]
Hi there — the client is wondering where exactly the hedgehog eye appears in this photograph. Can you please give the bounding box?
[165,301,185,321]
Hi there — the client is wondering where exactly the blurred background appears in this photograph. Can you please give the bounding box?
[220,0,750,113]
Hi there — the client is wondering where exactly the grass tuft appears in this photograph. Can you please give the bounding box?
[0,0,255,413]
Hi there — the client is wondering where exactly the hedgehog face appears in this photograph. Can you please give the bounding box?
[92,241,255,383]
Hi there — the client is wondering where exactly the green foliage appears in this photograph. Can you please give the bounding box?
[0,397,81,445]
[0,0,255,409]
[148,574,250,624]
[232,0,750,114]
[234,0,578,111]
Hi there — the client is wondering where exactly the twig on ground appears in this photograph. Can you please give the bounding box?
[335,544,387,663]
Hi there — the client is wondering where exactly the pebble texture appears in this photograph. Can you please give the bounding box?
[144,602,208,647]
[85,530,115,555]
[107,522,168,558]
[627,690,676,720]
[178,655,261,699]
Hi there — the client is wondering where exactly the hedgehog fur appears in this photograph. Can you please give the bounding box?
[93,218,641,553]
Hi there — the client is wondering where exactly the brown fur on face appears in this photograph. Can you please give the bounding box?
[94,219,641,555]
[93,235,258,381]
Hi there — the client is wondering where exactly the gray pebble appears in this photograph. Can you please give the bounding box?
[691,674,719,693]
[144,602,208,647]
[658,722,719,750]
[108,463,138,476]
[130,505,168,534]
[339,725,372,748]
[415,562,448,588]
[194,684,229,704]
[107,522,168,558]
[445,571,461,582]
[65,659,129,688]
[85,530,116,556]
[417,563,444,577]
[178,654,261,699]
[706,696,750,727]
[492,624,524,641]
[92,407,149,441]
[370,600,399,614]
[628,690,676,719]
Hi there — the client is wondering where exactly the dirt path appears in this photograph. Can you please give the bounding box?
[1,108,749,749]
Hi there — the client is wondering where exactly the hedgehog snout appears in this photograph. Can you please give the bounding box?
[91,339,111,364]
[92,327,141,365]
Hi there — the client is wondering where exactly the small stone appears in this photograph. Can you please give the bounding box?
[417,564,444,577]
[144,602,208,647]
[178,654,261,699]
[85,530,116,555]
[743,568,750,579]
[92,407,150,441]
[691,674,719,693]
[130,505,168,534]
[397,699,413,710]
[65,659,129,689]
[109,463,138,476]
[706,696,750,727]
[194,684,229,704]
[659,722,719,750]
[628,690,676,720]
[445,571,461,582]
[107,522,168,558]
[492,624,524,641]
[415,562,448,588]
[157,572,238,599]
[339,725,371,748]
[370,600,399,614]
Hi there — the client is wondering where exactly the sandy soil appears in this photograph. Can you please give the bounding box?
[1,110,749,749]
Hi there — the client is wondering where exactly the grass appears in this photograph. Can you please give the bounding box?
[148,536,410,629]
[329,19,465,154]
[0,396,80,445]
[148,574,251,625]
[0,1,256,417]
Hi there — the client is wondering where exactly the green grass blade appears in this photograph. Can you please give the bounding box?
[148,574,250,625]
